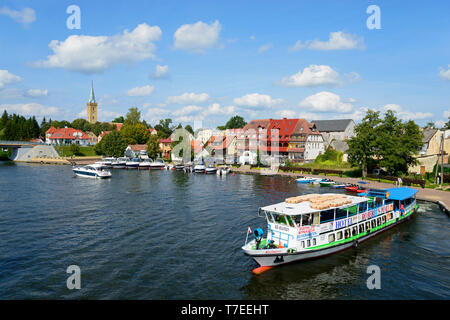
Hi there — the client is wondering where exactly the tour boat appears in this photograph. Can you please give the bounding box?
[111,157,127,169]
[205,164,217,174]
[72,163,112,179]
[242,187,418,273]
[126,158,141,169]
[149,158,166,170]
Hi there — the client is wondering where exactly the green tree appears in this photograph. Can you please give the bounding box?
[146,134,161,160]
[69,143,81,156]
[71,118,89,131]
[347,110,382,177]
[222,115,247,130]
[121,123,150,144]
[154,118,174,139]
[112,116,125,123]
[185,124,194,135]
[124,107,141,126]
[444,117,450,130]
[96,131,128,157]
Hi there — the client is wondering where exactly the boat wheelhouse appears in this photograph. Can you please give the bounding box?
[242,187,418,272]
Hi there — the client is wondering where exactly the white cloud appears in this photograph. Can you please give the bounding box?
[277,110,297,118]
[2,103,59,117]
[152,64,169,79]
[0,70,22,88]
[299,91,353,113]
[127,85,155,97]
[172,105,202,117]
[233,93,284,109]
[33,23,162,73]
[290,31,364,51]
[174,20,221,52]
[439,65,450,81]
[0,7,36,25]
[381,104,433,120]
[202,103,236,117]
[27,89,48,97]
[443,109,450,118]
[144,108,171,123]
[167,92,210,104]
[278,65,343,87]
[258,43,273,53]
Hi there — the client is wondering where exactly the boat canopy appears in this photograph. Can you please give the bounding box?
[260,193,369,216]
[385,187,418,201]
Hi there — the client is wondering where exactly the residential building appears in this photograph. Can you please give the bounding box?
[311,119,355,161]
[45,127,90,145]
[159,138,172,160]
[124,144,148,158]
[288,119,325,162]
[410,129,447,174]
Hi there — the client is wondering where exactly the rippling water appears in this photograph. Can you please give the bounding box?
[0,162,448,299]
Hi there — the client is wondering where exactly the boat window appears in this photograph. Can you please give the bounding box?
[352,226,358,236]
[301,241,305,248]
[359,224,365,233]
[368,200,376,209]
[320,209,335,223]
[272,213,287,225]
[312,213,320,225]
[307,240,311,247]
[366,221,371,230]
[359,201,368,212]
[285,215,295,228]
[293,215,301,226]
[312,238,316,246]
[328,233,335,243]
[346,205,358,217]
[371,220,376,228]
[265,212,275,223]
[377,218,381,226]
[344,229,350,239]
[335,208,348,219]
[337,231,343,240]
[301,214,312,226]
[382,215,386,224]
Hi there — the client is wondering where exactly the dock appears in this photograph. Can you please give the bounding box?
[231,166,450,215]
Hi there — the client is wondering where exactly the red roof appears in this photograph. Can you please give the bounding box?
[149,128,157,134]
[47,127,89,140]
[98,131,111,139]
[210,135,235,150]
[159,138,172,144]
[46,126,57,134]
[110,122,123,131]
[128,144,147,151]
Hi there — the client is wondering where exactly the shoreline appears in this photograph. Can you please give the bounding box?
[231,166,450,215]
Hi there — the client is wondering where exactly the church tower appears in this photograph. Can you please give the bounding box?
[86,81,97,124]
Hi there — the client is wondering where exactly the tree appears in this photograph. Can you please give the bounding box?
[147,134,161,160]
[96,131,127,157]
[185,124,194,135]
[154,118,174,139]
[424,122,437,130]
[222,115,247,130]
[444,117,450,130]
[124,107,141,126]
[70,143,81,156]
[71,118,89,131]
[347,110,382,177]
[121,123,150,144]
[112,116,125,123]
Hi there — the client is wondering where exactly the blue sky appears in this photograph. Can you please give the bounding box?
[0,0,449,128]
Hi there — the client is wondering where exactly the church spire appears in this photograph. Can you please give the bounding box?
[89,81,96,103]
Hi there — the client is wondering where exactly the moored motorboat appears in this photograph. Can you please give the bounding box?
[174,163,185,171]
[205,164,217,174]
[242,187,418,273]
[296,176,321,184]
[72,163,112,179]
[193,161,206,173]
[319,179,336,187]
[111,157,127,169]
[126,158,141,169]
[139,158,154,169]
[149,158,166,170]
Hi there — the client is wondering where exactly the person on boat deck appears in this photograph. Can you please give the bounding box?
[400,203,405,216]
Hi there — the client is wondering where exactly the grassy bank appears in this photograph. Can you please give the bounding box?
[56,145,97,157]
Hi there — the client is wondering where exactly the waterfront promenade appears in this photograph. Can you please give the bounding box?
[232,166,450,214]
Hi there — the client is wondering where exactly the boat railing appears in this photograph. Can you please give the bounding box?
[268,228,294,248]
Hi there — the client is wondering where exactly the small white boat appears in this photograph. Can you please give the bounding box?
[73,163,112,179]
[139,158,154,169]
[296,176,321,184]
[205,164,217,174]
[126,158,141,169]
[111,157,127,169]
[150,158,166,170]
[216,166,231,175]
[174,163,185,171]
[193,161,206,173]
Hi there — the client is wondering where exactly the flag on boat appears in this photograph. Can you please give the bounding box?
[248,226,252,234]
